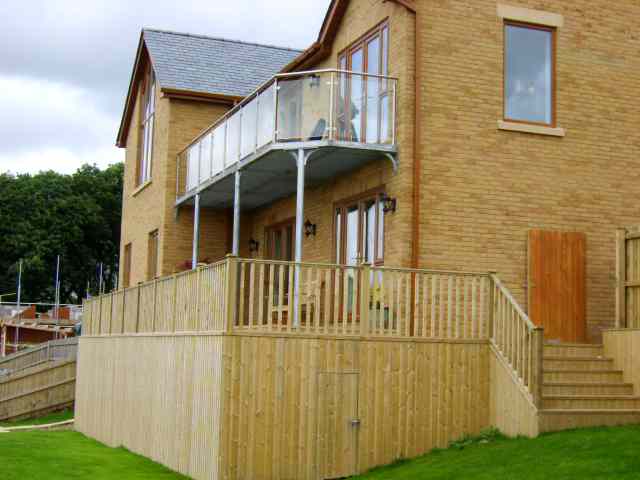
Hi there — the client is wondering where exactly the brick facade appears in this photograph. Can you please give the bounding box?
[416,0,640,341]
[119,0,639,341]
[119,65,231,285]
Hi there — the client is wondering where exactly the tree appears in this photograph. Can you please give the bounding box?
[0,163,123,304]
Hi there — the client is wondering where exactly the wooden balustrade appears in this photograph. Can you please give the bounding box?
[616,227,640,328]
[83,261,227,335]
[489,274,544,406]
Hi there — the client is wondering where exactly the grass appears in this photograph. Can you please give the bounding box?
[0,430,189,479]
[0,409,74,427]
[354,425,640,479]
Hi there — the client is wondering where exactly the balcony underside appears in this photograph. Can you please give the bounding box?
[176,140,397,210]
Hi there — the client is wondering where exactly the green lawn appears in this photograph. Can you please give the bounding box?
[355,426,640,479]
[0,430,189,479]
[0,409,74,427]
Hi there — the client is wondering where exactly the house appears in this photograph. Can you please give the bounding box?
[77,1,640,479]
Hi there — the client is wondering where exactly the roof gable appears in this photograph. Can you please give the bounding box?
[116,29,301,147]
[281,0,415,73]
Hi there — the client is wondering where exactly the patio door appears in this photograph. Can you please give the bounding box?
[265,221,294,318]
[318,372,359,479]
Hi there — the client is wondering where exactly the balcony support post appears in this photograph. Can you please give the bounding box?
[293,148,305,328]
[191,193,201,269]
[232,170,241,256]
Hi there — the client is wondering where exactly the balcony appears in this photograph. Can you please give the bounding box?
[176,69,398,210]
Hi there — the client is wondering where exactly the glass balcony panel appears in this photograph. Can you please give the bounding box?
[212,123,226,175]
[226,111,241,165]
[299,72,331,141]
[349,72,364,143]
[186,144,200,191]
[199,133,212,182]
[365,77,380,144]
[276,78,303,142]
[380,93,390,144]
[240,97,258,159]
[257,83,275,148]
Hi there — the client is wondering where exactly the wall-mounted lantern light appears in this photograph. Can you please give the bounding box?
[304,219,317,237]
[380,193,397,214]
[248,238,260,253]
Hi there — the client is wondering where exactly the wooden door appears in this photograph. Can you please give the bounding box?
[528,230,586,342]
[317,372,359,479]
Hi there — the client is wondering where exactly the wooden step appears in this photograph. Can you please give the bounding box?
[543,382,634,396]
[544,369,624,383]
[539,409,640,433]
[543,356,614,371]
[544,343,604,358]
[542,395,640,410]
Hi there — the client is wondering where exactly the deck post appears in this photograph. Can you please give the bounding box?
[232,171,242,256]
[224,254,239,333]
[359,263,371,336]
[533,327,544,407]
[192,193,201,269]
[616,228,627,328]
[293,148,305,327]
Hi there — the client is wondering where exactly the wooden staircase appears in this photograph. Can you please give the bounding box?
[539,342,640,432]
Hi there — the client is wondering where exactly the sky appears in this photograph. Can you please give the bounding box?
[0,0,330,175]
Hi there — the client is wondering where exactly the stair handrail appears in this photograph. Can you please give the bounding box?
[489,274,544,406]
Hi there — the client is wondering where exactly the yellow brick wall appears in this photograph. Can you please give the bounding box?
[119,75,231,284]
[160,98,231,274]
[245,0,416,268]
[416,0,640,341]
[119,84,166,285]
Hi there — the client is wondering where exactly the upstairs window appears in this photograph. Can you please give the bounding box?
[504,21,555,126]
[337,21,390,143]
[138,67,155,186]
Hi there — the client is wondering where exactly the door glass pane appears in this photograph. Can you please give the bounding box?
[366,37,380,143]
[285,225,293,261]
[505,24,553,124]
[364,201,376,263]
[274,230,282,260]
[377,200,384,261]
[335,209,342,263]
[349,49,364,142]
[346,205,359,266]
[337,56,348,141]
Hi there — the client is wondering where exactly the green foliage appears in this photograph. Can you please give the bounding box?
[0,430,188,479]
[0,163,123,304]
[354,425,640,479]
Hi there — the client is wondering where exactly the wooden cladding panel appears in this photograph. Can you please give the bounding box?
[219,336,490,480]
[528,230,586,342]
[489,348,538,437]
[75,336,225,480]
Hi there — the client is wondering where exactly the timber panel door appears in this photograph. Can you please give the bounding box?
[528,230,586,342]
[317,372,359,479]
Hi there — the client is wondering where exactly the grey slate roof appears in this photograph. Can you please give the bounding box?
[143,29,302,98]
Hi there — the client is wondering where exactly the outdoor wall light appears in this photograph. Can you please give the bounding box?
[304,219,317,237]
[248,238,260,253]
[380,193,397,214]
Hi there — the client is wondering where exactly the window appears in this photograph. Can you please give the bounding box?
[122,243,132,289]
[337,21,390,143]
[137,67,155,186]
[504,21,555,126]
[147,230,159,280]
[334,191,385,266]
